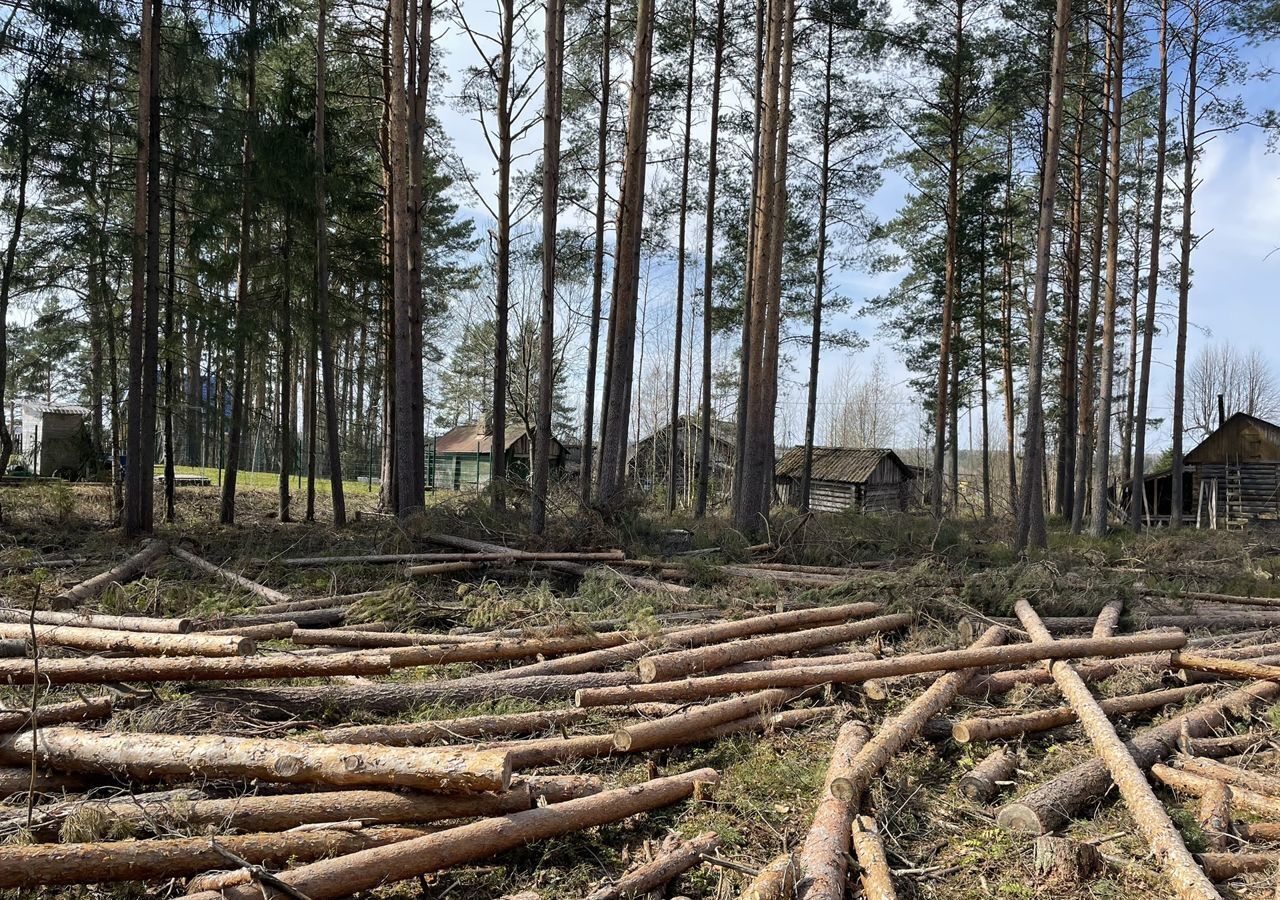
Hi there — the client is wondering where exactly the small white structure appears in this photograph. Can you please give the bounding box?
[20,402,90,477]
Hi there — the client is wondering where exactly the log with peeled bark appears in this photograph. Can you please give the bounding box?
[794,720,871,900]
[0,606,191,633]
[55,540,167,608]
[950,683,1214,744]
[312,707,600,747]
[573,631,1185,707]
[0,766,83,797]
[169,545,291,604]
[997,678,1280,834]
[959,747,1019,802]
[738,852,798,900]
[850,815,896,900]
[181,767,720,900]
[828,627,1005,802]
[0,696,116,733]
[0,824,428,888]
[638,613,911,682]
[580,831,721,900]
[1172,652,1280,683]
[0,622,254,657]
[1152,763,1280,819]
[0,727,511,792]
[0,651,394,686]
[283,549,625,567]
[1197,781,1233,852]
[193,671,642,718]
[1169,754,1280,802]
[613,689,798,752]
[8,777,601,840]
[1009,600,1221,900]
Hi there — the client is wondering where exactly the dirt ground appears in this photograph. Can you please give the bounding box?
[1,479,1278,899]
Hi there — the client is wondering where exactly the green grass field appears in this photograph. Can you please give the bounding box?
[155,464,379,496]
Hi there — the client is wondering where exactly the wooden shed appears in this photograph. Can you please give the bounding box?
[1184,412,1280,528]
[628,415,736,496]
[429,423,564,492]
[19,402,92,478]
[774,446,916,513]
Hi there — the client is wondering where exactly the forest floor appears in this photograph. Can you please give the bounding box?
[1,479,1278,899]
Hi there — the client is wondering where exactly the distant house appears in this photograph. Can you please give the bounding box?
[774,446,917,513]
[19,402,92,478]
[429,423,565,491]
[628,415,736,495]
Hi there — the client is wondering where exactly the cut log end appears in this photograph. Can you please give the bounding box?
[1033,835,1104,883]
[996,803,1048,835]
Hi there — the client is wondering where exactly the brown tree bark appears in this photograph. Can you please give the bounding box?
[794,720,871,900]
[959,746,1019,802]
[0,652,394,686]
[850,815,896,900]
[582,831,720,900]
[170,546,289,604]
[0,623,252,657]
[0,607,188,634]
[56,540,167,607]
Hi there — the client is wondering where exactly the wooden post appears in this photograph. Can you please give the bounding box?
[1011,600,1220,900]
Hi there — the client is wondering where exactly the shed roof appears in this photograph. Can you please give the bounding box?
[775,446,914,483]
[1184,412,1280,465]
[633,414,736,449]
[433,423,564,456]
[21,401,90,416]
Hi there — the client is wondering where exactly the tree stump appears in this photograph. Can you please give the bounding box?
[1033,836,1103,883]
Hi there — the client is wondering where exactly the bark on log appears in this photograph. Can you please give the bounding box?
[0,639,23,657]
[0,622,254,657]
[170,545,291,604]
[1093,599,1124,639]
[1140,586,1280,610]
[794,720,871,900]
[738,852,797,900]
[0,766,83,797]
[405,560,492,576]
[254,595,365,615]
[828,628,1005,802]
[292,628,629,660]
[1187,733,1272,758]
[313,708,599,747]
[1169,755,1280,804]
[951,684,1213,744]
[213,607,346,628]
[1032,835,1103,882]
[613,689,798,752]
[998,679,1280,834]
[573,632,1185,707]
[0,825,427,888]
[0,696,115,733]
[850,815,896,900]
[1153,763,1280,820]
[580,831,721,900]
[1010,600,1221,900]
[719,651,877,674]
[10,777,600,840]
[0,651,393,685]
[182,767,720,900]
[638,614,911,682]
[0,607,191,633]
[1197,781,1232,852]
[283,550,624,567]
[193,671,642,718]
[0,727,511,792]
[959,747,1019,802]
[1235,822,1280,842]
[1195,852,1276,881]
[1173,653,1280,683]
[206,621,297,639]
[55,540,167,608]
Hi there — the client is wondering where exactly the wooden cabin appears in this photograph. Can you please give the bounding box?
[628,415,736,496]
[774,446,916,513]
[429,423,564,491]
[1185,412,1280,528]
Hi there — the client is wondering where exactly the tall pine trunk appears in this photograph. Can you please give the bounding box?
[666,0,695,515]
[389,0,417,518]
[1056,80,1086,517]
[491,0,516,508]
[0,75,32,478]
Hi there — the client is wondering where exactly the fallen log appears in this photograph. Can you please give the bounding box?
[574,632,1186,706]
[1187,733,1274,758]
[0,651,394,686]
[253,595,367,615]
[0,824,428,888]
[0,786,209,839]
[828,627,1005,802]
[739,852,798,900]
[613,689,798,752]
[56,540,167,608]
[997,678,1280,834]
[958,747,1018,802]
[1170,754,1280,801]
[638,613,911,682]
[1235,822,1280,842]
[0,727,511,792]
[1093,599,1124,639]
[0,696,116,733]
[1198,781,1233,852]
[720,566,845,586]
[194,671,643,718]
[283,549,625,567]
[580,831,721,900]
[850,815,896,900]
[0,622,254,657]
[0,766,83,797]
[9,777,600,840]
[405,560,493,577]
[313,707,599,747]
[0,639,23,658]
[1195,852,1276,881]
[206,621,297,640]
[213,607,347,629]
[1153,763,1280,820]
[950,683,1214,744]
[182,767,720,900]
[1173,653,1280,683]
[1140,586,1280,610]
[717,651,877,675]
[292,628,629,660]
[0,607,191,634]
[794,720,871,900]
[1009,600,1221,900]
[170,546,291,604]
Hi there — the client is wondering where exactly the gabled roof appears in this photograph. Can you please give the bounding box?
[775,446,915,483]
[633,414,736,448]
[1185,412,1280,465]
[434,423,529,455]
[21,401,90,416]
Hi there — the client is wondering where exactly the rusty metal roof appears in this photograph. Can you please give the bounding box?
[433,423,528,455]
[774,446,914,484]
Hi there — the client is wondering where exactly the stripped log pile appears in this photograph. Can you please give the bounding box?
[1,527,1279,899]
